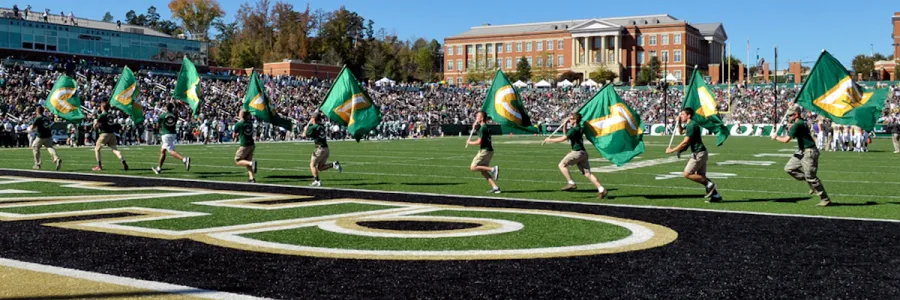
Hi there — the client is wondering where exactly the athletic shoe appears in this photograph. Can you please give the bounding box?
[92,166,103,171]
[706,195,723,203]
[561,184,577,191]
[185,157,191,171]
[122,161,129,171]
[251,160,258,174]
[809,189,816,195]
[152,167,161,175]
[311,180,322,187]
[598,190,608,200]
[486,188,501,194]
[491,166,499,181]
[333,161,342,173]
[704,183,717,198]
[32,165,40,170]
[55,160,62,171]
[894,151,899,154]
[248,179,256,183]
[817,199,832,207]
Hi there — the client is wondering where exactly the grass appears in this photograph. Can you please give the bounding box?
[2,135,899,220]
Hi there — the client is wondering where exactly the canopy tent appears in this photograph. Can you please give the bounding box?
[375,77,396,87]
[663,73,679,82]
[558,79,574,87]
[580,79,599,87]
[535,80,552,88]
[512,80,528,88]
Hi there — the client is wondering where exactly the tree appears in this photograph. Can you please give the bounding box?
[635,57,661,85]
[724,55,742,83]
[102,12,114,23]
[557,71,581,82]
[169,0,225,41]
[590,66,618,84]
[318,6,367,77]
[210,20,237,66]
[515,57,531,82]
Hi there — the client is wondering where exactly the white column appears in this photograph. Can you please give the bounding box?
[587,37,593,65]
[571,38,577,67]
[600,36,606,64]
[614,35,621,66]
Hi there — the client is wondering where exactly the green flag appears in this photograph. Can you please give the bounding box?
[793,50,888,132]
[319,67,382,141]
[43,75,85,122]
[109,66,144,124]
[173,56,202,116]
[242,71,292,129]
[578,84,645,167]
[683,68,729,146]
[482,70,538,133]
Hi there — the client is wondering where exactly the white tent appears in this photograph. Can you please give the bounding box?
[663,73,679,83]
[375,77,395,87]
[581,79,599,87]
[535,80,552,88]
[512,80,528,88]
[558,79,574,87]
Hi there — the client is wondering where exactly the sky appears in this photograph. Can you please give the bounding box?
[17,0,897,67]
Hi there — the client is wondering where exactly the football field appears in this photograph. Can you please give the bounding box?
[1,135,899,299]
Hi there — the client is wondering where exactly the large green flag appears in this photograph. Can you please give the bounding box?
[242,71,292,129]
[43,75,85,122]
[683,69,729,146]
[578,84,645,167]
[172,56,202,116]
[109,66,144,124]
[482,70,538,133]
[319,67,382,141]
[793,50,888,132]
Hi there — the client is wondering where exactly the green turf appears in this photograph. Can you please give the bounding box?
[2,135,899,220]
[0,181,173,198]
[243,210,632,250]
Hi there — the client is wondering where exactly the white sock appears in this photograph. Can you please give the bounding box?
[706,181,714,188]
[567,180,575,185]
[182,158,187,163]
[598,186,606,193]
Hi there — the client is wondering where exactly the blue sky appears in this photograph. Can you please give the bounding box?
[18,0,896,67]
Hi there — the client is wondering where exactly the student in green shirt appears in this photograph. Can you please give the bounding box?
[232,110,258,182]
[29,106,62,170]
[301,112,341,187]
[543,112,608,199]
[666,107,722,202]
[465,111,500,193]
[92,103,128,171]
[771,105,831,207]
[152,103,191,175]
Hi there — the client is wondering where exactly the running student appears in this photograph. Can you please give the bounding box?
[152,103,191,175]
[666,107,723,202]
[301,113,341,187]
[29,106,62,170]
[543,112,608,199]
[466,111,500,193]
[92,103,128,171]
[232,110,258,182]
[772,105,831,207]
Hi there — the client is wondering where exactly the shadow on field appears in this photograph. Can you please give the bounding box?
[193,171,242,179]
[400,182,465,186]
[828,201,879,207]
[265,175,313,180]
[339,182,391,186]
[636,194,706,200]
[720,196,812,203]
[503,188,618,194]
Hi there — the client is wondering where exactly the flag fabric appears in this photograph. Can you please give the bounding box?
[242,71,292,129]
[109,66,144,124]
[319,67,382,141]
[173,56,202,116]
[578,84,645,166]
[482,70,538,133]
[683,69,729,146]
[43,75,85,122]
[793,50,888,132]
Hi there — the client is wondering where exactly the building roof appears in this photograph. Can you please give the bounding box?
[447,14,724,40]
[692,22,727,40]
[0,7,174,38]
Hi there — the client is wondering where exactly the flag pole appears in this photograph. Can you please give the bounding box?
[541,121,565,145]
[464,122,476,148]
[667,116,680,149]
[774,45,778,130]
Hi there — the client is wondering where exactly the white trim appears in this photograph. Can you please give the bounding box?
[0,258,269,300]
[2,169,900,224]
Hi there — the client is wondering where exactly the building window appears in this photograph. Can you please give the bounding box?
[487,59,493,68]
[649,35,657,45]
[662,51,669,62]
[516,42,522,52]
[455,46,461,55]
[536,41,543,51]
[506,43,512,53]
[526,57,532,66]
[548,40,554,50]
[506,58,513,69]
[496,44,502,53]
[537,57,543,67]
[466,45,473,55]
[457,77,463,84]
[650,51,657,59]
[674,70,682,80]
[447,61,453,71]
[497,59,502,69]
[674,34,682,45]
[486,44,492,53]
[662,34,669,45]
[674,50,682,62]
[637,50,644,64]
[594,37,601,48]
[557,40,564,50]
[557,55,564,67]
[447,77,453,84]
[457,60,463,71]
[637,34,643,46]
[526,42,532,52]
[447,46,452,56]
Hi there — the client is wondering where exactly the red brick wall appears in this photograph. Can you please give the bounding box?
[262,62,342,80]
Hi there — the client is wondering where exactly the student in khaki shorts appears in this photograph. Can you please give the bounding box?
[232,110,258,183]
[666,107,722,202]
[302,113,341,187]
[465,111,500,193]
[543,112,608,199]
[772,105,831,207]
[92,103,128,171]
[29,106,62,170]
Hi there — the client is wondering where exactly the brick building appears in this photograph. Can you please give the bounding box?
[262,60,342,79]
[443,14,727,85]
[878,12,900,81]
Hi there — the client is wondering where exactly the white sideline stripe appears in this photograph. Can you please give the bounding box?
[3,168,900,224]
[0,258,269,300]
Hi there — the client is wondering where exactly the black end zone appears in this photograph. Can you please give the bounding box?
[1,169,899,299]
